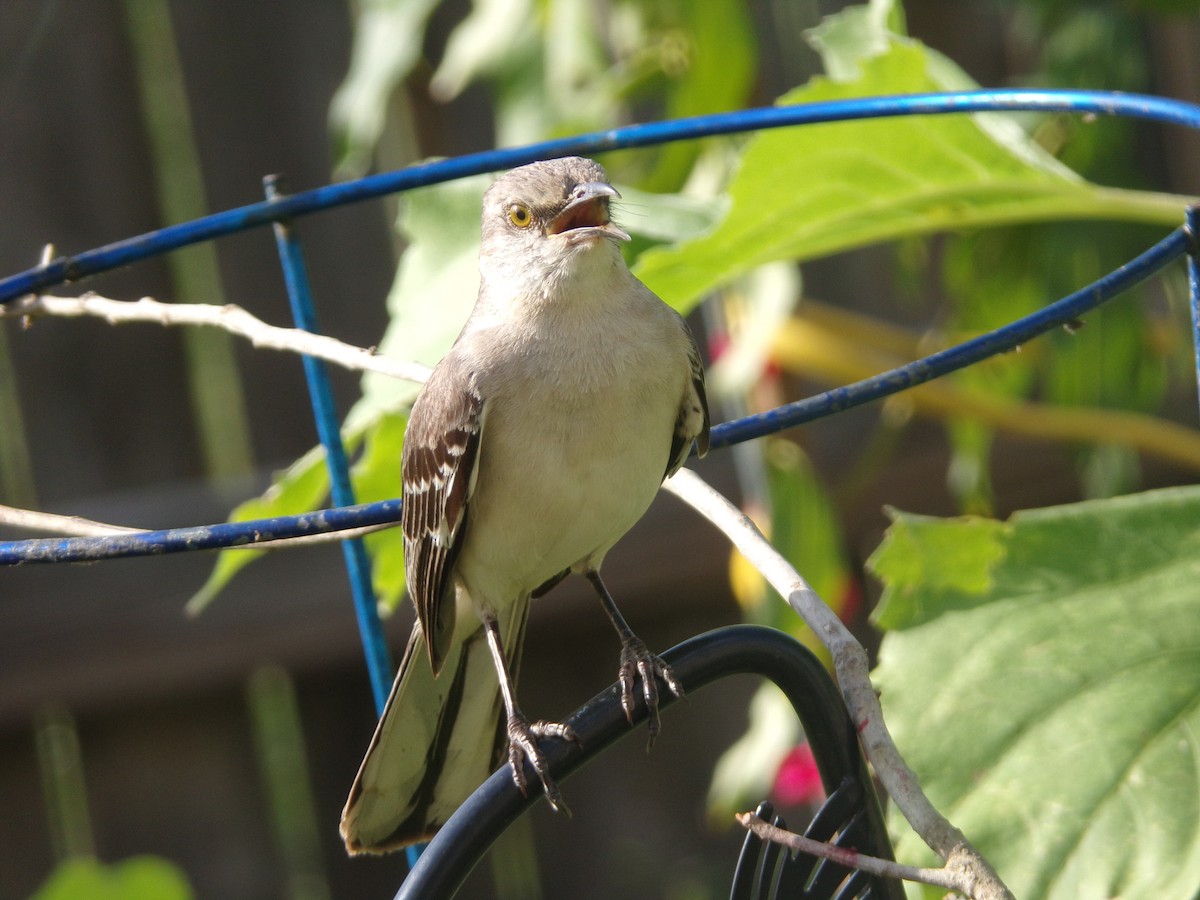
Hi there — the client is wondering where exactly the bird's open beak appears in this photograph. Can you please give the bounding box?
[549,182,631,242]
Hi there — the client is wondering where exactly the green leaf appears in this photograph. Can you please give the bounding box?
[430,0,537,103]
[763,439,851,630]
[632,17,1188,313]
[868,508,1008,630]
[350,174,493,432]
[635,0,757,193]
[351,411,408,609]
[328,0,442,177]
[806,0,907,80]
[186,443,334,615]
[706,684,800,822]
[870,486,1200,899]
[614,183,723,247]
[33,856,193,900]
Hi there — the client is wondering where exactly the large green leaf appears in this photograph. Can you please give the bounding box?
[632,10,1187,313]
[868,486,1200,899]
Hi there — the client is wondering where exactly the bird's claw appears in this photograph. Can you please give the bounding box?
[618,637,685,749]
[505,712,577,815]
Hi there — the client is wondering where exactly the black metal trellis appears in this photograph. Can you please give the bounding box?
[3,87,1200,884]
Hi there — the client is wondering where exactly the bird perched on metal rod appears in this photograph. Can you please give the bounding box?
[340,156,710,853]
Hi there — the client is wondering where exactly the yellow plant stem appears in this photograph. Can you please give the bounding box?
[773,305,1200,472]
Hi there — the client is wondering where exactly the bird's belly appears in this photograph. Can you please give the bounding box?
[454,392,674,609]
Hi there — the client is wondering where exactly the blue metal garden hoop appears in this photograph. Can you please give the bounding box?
[3,90,1200,765]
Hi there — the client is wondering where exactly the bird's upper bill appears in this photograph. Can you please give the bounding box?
[548,182,631,243]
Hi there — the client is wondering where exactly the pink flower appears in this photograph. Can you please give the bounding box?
[772,742,825,806]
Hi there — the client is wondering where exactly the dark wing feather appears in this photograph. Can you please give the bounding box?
[401,366,485,675]
[665,331,710,480]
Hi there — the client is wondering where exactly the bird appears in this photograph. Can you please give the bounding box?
[340,156,710,854]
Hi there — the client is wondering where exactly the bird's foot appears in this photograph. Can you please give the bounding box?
[617,636,685,749]
[505,712,580,815]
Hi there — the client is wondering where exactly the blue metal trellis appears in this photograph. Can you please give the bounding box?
[3,98,1200,882]
[4,90,1200,307]
[264,175,393,712]
[0,223,1190,566]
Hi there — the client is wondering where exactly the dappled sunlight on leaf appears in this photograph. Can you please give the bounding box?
[871,486,1200,898]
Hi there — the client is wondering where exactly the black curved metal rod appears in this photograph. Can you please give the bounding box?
[395,625,894,900]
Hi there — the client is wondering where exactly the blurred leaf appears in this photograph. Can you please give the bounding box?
[870,487,1200,898]
[632,14,1188,313]
[635,0,757,192]
[329,0,441,177]
[246,666,330,900]
[764,441,851,627]
[805,0,907,80]
[936,228,1049,512]
[186,444,334,615]
[350,174,492,431]
[431,0,536,102]
[1046,294,1171,418]
[541,0,613,133]
[708,263,800,398]
[731,440,851,659]
[351,411,408,608]
[33,856,193,900]
[124,0,254,479]
[706,684,800,823]
[613,183,723,247]
[944,418,995,514]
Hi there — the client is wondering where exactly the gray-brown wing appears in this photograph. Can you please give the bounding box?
[665,331,710,480]
[401,368,485,674]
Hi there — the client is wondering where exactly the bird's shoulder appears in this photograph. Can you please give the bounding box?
[403,352,482,451]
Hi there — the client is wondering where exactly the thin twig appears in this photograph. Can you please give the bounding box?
[736,812,966,893]
[5,292,431,384]
[662,468,1014,900]
[0,503,395,548]
[1,289,413,550]
[0,505,141,537]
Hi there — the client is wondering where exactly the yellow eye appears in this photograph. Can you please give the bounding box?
[508,204,533,228]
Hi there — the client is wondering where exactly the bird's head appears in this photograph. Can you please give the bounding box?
[479,157,630,292]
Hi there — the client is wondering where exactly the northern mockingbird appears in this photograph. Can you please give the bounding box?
[340,156,710,853]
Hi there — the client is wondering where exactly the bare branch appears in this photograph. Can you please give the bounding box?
[5,292,431,384]
[736,811,965,893]
[663,468,1014,900]
[0,505,141,537]
[1,289,414,550]
[0,503,395,549]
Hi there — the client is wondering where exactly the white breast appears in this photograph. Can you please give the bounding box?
[452,264,690,615]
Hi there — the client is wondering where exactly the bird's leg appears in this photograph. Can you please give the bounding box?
[482,614,578,814]
[585,569,684,749]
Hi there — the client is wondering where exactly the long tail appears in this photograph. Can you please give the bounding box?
[340,596,529,854]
